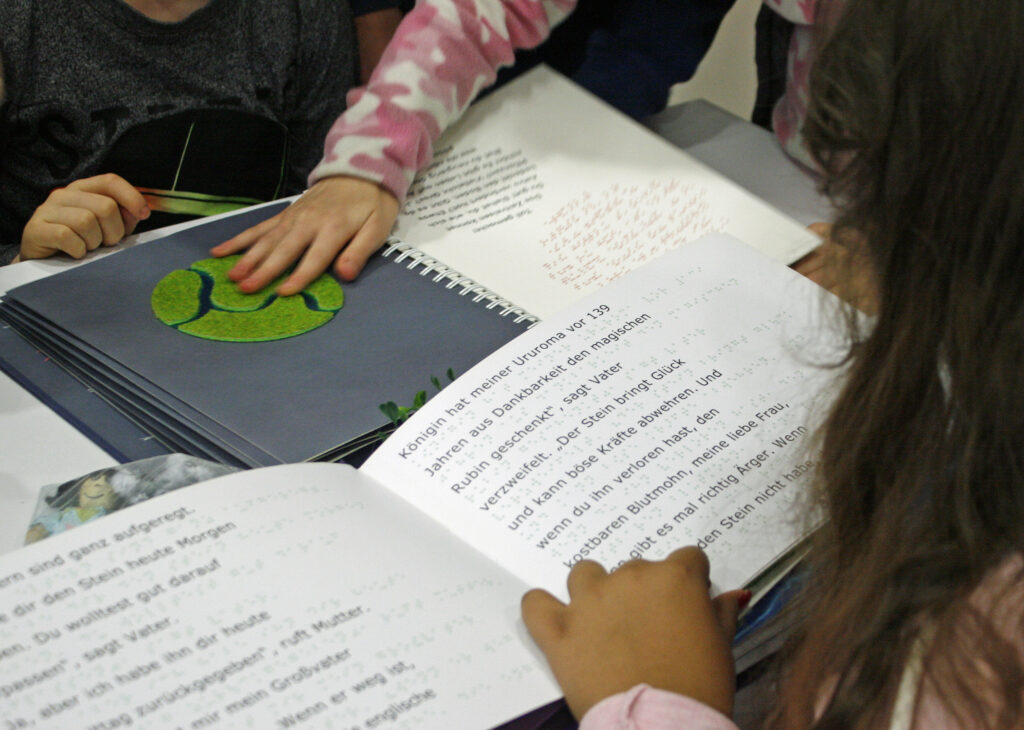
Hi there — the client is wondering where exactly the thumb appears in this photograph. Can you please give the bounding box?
[711,589,752,642]
[120,206,141,238]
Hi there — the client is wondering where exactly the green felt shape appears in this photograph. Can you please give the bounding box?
[177,296,335,342]
[192,255,286,312]
[151,255,344,342]
[305,274,345,311]
[151,269,203,325]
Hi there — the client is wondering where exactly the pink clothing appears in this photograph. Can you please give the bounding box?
[310,0,576,203]
[310,0,831,202]
[763,0,819,170]
[580,685,737,730]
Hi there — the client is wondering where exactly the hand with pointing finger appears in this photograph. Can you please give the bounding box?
[521,546,747,721]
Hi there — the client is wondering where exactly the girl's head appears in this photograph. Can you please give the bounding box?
[76,473,119,510]
[806,0,1024,313]
[777,0,1024,727]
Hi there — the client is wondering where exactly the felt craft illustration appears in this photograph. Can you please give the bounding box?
[151,255,344,342]
[379,369,457,430]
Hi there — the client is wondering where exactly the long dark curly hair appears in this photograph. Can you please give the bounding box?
[772,0,1024,727]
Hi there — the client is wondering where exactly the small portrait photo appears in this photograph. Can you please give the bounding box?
[24,454,238,544]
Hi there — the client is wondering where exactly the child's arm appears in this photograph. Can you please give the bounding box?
[521,547,745,725]
[18,174,151,262]
[212,0,576,295]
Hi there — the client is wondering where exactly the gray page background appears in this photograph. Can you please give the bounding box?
[7,205,530,464]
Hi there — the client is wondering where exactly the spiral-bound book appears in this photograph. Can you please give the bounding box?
[0,67,817,467]
[0,201,535,467]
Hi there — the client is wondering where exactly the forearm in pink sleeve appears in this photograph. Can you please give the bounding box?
[579,684,740,730]
[309,0,576,202]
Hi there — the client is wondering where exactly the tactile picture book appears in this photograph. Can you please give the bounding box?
[0,201,530,467]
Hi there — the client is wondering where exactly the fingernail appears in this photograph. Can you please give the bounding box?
[737,590,753,610]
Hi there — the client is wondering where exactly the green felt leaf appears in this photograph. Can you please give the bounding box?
[380,402,401,424]
[151,269,203,325]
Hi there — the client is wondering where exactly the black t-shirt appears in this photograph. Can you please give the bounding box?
[0,0,356,261]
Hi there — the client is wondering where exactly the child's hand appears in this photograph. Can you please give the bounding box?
[20,174,151,260]
[210,176,399,295]
[521,547,745,721]
[791,223,877,314]
[792,223,843,292]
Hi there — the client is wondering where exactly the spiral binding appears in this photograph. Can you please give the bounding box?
[380,237,538,325]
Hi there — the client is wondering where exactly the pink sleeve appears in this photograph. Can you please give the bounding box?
[762,0,817,24]
[579,684,740,730]
[763,0,841,171]
[308,0,576,202]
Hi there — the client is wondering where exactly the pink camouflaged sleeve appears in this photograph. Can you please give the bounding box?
[308,0,576,202]
[763,0,820,170]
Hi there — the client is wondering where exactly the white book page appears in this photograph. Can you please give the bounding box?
[365,234,838,596]
[392,67,819,319]
[0,463,559,729]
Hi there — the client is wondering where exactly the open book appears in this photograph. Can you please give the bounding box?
[0,235,836,728]
[0,67,817,467]
[390,66,817,320]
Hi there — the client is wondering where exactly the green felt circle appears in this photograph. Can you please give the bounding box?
[151,256,344,342]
